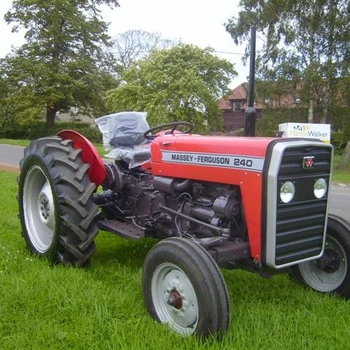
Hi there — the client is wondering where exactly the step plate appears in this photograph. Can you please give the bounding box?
[97,220,144,239]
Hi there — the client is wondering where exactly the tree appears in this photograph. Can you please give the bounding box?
[105,44,237,133]
[332,77,350,169]
[110,29,176,75]
[1,0,119,128]
[225,0,350,124]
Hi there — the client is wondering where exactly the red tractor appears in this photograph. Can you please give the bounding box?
[18,112,350,337]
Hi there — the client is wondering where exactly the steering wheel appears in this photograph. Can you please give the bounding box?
[143,121,194,140]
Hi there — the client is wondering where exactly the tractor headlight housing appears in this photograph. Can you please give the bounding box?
[314,178,327,199]
[280,181,295,203]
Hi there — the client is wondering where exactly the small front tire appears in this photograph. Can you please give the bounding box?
[142,237,230,337]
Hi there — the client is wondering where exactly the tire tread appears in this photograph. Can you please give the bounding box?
[142,237,230,337]
[18,137,99,266]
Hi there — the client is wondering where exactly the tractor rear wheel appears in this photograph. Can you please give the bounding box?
[18,137,99,266]
[291,215,350,298]
[142,237,230,337]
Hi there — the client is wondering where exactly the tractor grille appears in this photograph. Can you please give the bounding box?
[274,146,332,266]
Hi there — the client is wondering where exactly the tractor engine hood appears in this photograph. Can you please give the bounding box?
[150,134,275,182]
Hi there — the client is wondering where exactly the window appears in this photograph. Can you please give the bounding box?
[233,101,241,111]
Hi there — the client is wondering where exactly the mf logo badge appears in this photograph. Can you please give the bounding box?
[303,156,315,169]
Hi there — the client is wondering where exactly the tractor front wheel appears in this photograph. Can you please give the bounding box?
[18,137,99,266]
[142,237,230,337]
[291,214,350,298]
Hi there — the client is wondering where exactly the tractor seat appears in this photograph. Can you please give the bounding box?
[109,132,148,148]
[95,111,151,168]
[109,132,151,167]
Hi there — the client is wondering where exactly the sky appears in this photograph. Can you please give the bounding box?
[0,0,249,88]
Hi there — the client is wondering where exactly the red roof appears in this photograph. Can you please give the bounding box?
[220,83,264,110]
[219,82,300,111]
[218,98,232,110]
[230,83,248,100]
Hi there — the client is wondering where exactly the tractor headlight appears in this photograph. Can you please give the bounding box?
[314,178,327,199]
[280,181,295,203]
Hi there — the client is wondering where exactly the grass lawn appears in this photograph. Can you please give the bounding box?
[0,138,31,147]
[1,170,350,349]
[0,138,106,157]
[332,154,350,183]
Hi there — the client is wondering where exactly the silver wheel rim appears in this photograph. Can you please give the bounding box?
[151,263,199,335]
[23,165,56,253]
[299,236,347,292]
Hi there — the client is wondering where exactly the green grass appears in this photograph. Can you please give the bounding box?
[332,154,350,183]
[0,138,31,147]
[0,138,106,157]
[1,170,350,349]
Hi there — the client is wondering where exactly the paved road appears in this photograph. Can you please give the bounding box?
[329,186,349,218]
[0,144,24,167]
[0,144,348,219]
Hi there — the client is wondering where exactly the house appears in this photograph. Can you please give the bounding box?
[219,82,332,132]
[55,110,95,124]
[219,83,264,131]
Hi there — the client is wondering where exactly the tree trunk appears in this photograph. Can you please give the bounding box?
[46,102,58,128]
[337,141,350,170]
[308,6,315,125]
[322,0,335,125]
[321,89,329,124]
[308,99,314,123]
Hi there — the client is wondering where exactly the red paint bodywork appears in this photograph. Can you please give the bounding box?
[57,130,107,186]
[150,134,276,260]
[57,129,276,261]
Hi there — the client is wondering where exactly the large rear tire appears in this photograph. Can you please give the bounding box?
[18,137,99,266]
[291,214,350,298]
[142,237,230,337]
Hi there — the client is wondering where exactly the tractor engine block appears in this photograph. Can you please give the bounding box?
[98,163,244,239]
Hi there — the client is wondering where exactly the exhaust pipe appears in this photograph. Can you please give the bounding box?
[244,25,257,137]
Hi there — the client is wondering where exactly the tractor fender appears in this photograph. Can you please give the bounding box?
[57,130,107,186]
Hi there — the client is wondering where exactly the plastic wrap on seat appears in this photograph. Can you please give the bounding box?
[95,112,151,168]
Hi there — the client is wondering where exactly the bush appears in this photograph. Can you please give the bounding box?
[256,108,308,137]
[331,130,348,154]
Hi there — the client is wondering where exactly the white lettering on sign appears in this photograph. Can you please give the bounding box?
[162,151,265,171]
